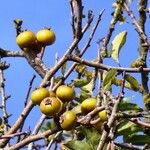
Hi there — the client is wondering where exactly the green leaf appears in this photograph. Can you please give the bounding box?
[71,104,82,114]
[82,127,101,149]
[81,79,93,96]
[76,88,91,102]
[73,77,92,88]
[61,62,67,75]
[41,120,56,131]
[54,76,63,84]
[40,126,47,132]
[118,101,143,111]
[110,31,127,63]
[65,141,92,150]
[75,64,87,76]
[124,135,150,145]
[117,120,142,137]
[103,69,117,87]
[124,74,141,91]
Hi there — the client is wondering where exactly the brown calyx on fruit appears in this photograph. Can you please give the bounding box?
[43,97,52,105]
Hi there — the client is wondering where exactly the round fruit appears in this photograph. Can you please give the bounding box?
[40,97,61,116]
[98,110,107,122]
[30,88,49,105]
[81,98,97,114]
[49,90,56,97]
[60,111,76,130]
[56,85,75,102]
[16,31,37,48]
[36,29,56,46]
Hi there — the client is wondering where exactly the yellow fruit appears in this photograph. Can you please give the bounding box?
[98,110,107,122]
[16,31,37,48]
[30,88,49,105]
[36,29,56,46]
[60,111,76,130]
[56,85,75,102]
[81,98,97,114]
[40,97,61,116]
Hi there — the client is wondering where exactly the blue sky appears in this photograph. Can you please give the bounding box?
[0,0,150,146]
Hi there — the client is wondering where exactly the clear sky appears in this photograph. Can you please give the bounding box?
[0,0,150,146]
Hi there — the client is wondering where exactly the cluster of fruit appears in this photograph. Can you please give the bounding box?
[30,85,108,131]
[16,28,55,52]
[30,85,76,130]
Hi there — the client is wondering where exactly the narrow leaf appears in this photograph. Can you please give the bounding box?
[74,77,92,87]
[65,140,91,150]
[71,104,82,114]
[110,31,127,62]
[77,89,91,102]
[81,79,93,96]
[117,120,142,136]
[103,69,117,87]
[125,74,140,91]
[124,135,150,145]
[82,128,100,148]
[119,101,143,111]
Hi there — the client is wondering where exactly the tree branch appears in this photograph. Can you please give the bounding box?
[0,48,24,58]
[0,62,9,70]
[0,101,34,148]
[68,55,150,73]
[9,127,60,150]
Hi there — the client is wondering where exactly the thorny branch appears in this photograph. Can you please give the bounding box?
[97,72,126,150]
[0,67,9,133]
[17,75,36,143]
[0,0,149,149]
[0,101,34,147]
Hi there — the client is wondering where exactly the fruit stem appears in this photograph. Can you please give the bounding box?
[39,46,45,60]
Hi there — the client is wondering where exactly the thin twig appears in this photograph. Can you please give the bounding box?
[114,142,146,150]
[129,118,150,128]
[0,101,34,148]
[16,74,36,143]
[0,131,29,139]
[78,106,104,124]
[97,72,126,150]
[0,62,10,70]
[24,75,36,107]
[9,127,61,150]
[40,38,80,87]
[75,0,83,39]
[70,0,76,38]
[68,55,150,73]
[124,3,149,47]
[0,49,24,58]
[0,68,9,133]
[45,131,62,150]
[28,115,46,150]
[52,10,104,91]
